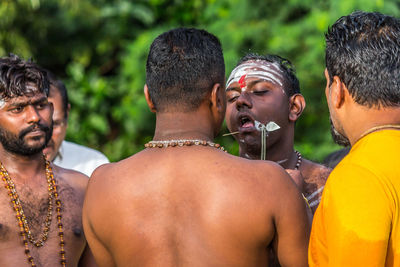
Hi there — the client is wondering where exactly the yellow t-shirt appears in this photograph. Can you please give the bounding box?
[309,130,400,267]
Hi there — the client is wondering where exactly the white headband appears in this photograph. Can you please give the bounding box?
[0,99,5,109]
[226,61,284,90]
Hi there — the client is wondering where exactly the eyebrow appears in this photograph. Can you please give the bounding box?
[226,87,239,92]
[247,79,269,88]
[8,96,48,108]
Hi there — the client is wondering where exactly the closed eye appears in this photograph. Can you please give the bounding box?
[226,90,240,102]
[228,95,239,102]
[252,90,269,95]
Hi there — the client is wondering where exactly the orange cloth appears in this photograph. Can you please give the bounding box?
[309,130,400,266]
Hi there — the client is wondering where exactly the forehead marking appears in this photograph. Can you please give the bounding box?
[238,75,246,88]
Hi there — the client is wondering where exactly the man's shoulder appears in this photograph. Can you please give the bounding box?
[220,154,291,181]
[90,152,291,198]
[324,157,390,197]
[52,163,89,193]
[302,159,331,183]
[224,156,300,199]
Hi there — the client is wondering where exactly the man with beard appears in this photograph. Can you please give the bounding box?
[83,27,310,267]
[225,54,331,213]
[0,55,96,266]
[309,11,400,266]
[42,71,109,177]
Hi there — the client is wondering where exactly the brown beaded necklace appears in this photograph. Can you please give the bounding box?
[0,159,66,267]
[145,139,227,152]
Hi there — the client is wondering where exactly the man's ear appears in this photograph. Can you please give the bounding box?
[144,84,156,113]
[210,83,226,115]
[288,94,306,122]
[66,103,71,119]
[210,83,226,137]
[330,76,347,109]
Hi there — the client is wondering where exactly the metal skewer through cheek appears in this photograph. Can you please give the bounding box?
[255,120,280,161]
[222,131,239,136]
[261,126,267,160]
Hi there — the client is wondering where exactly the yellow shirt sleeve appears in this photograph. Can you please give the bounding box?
[309,164,393,266]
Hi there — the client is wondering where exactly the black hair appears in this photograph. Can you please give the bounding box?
[325,11,400,107]
[237,53,300,97]
[146,27,225,112]
[45,70,69,119]
[0,54,49,99]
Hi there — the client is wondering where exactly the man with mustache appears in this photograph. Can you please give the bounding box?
[309,11,400,266]
[83,27,310,267]
[225,54,331,213]
[42,71,109,177]
[0,55,96,266]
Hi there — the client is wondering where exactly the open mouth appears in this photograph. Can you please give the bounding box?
[238,114,255,129]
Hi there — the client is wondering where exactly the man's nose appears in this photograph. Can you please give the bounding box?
[26,105,40,123]
[236,92,252,110]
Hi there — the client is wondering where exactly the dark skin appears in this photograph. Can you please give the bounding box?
[225,61,331,213]
[83,83,310,267]
[0,90,96,267]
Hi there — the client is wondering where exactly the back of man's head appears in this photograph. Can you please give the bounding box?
[237,53,300,97]
[0,54,49,99]
[146,28,225,112]
[326,11,400,108]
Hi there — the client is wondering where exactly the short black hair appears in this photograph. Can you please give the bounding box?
[0,54,49,99]
[237,53,300,97]
[45,69,69,119]
[146,27,225,112]
[325,11,400,107]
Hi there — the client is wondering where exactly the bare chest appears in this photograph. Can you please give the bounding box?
[0,179,86,266]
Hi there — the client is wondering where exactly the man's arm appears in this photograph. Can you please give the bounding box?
[82,165,117,267]
[271,167,311,267]
[309,165,392,266]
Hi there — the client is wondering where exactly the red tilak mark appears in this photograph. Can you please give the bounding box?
[238,75,246,89]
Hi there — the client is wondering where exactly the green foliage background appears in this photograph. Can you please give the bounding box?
[1,0,399,162]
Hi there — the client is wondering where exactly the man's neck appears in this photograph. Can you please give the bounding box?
[152,109,216,142]
[0,148,46,182]
[343,106,400,145]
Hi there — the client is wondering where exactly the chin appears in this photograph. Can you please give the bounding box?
[238,135,260,151]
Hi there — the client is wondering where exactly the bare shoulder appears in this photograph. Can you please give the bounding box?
[300,159,331,211]
[84,153,144,204]
[51,163,89,195]
[88,153,139,188]
[301,159,331,185]
[223,154,302,207]
[82,156,140,241]
[230,155,296,186]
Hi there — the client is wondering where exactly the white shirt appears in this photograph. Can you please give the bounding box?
[53,140,109,177]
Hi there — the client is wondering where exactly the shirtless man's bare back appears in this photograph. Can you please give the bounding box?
[225,54,331,213]
[0,55,95,267]
[83,28,310,267]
